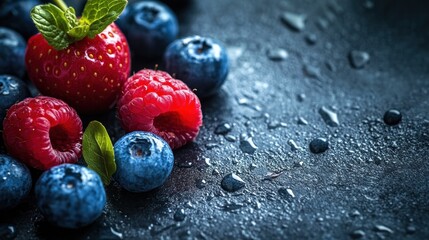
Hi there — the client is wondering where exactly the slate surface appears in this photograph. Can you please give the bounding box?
[1,0,429,239]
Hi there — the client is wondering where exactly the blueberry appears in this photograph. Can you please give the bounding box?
[0,0,41,39]
[116,0,179,59]
[114,131,174,193]
[0,75,30,127]
[164,35,229,98]
[0,28,27,78]
[35,164,106,229]
[0,154,32,211]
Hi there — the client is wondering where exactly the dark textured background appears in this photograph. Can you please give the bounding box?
[1,0,429,239]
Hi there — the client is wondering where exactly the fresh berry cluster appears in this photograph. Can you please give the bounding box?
[0,0,229,230]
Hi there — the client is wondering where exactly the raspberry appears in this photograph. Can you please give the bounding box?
[117,69,203,149]
[2,96,83,170]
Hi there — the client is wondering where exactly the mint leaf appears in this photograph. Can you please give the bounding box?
[82,121,116,186]
[68,24,89,41]
[64,7,78,29]
[81,0,127,38]
[31,4,70,50]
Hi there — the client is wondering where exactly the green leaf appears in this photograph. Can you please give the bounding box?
[81,0,127,38]
[67,24,89,41]
[82,121,116,186]
[31,4,71,50]
[64,7,78,29]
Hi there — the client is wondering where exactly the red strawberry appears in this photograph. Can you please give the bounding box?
[117,69,203,149]
[25,0,130,115]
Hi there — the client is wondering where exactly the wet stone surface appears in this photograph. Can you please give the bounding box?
[2,0,429,239]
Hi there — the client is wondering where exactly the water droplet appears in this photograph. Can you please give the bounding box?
[325,61,336,71]
[221,201,245,211]
[281,11,307,32]
[349,50,370,69]
[221,173,245,192]
[374,224,394,234]
[317,18,329,30]
[288,139,303,151]
[174,209,186,222]
[278,187,295,200]
[305,33,317,45]
[309,138,329,154]
[205,142,219,149]
[319,106,339,127]
[212,169,220,176]
[303,64,321,79]
[383,109,402,126]
[350,229,365,239]
[110,227,123,239]
[406,225,416,234]
[267,48,289,61]
[297,117,308,125]
[214,123,232,135]
[195,179,207,189]
[239,136,258,154]
[0,225,17,240]
[297,93,306,102]
[224,134,237,142]
[267,120,287,129]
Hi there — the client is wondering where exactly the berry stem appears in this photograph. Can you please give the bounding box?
[53,0,68,11]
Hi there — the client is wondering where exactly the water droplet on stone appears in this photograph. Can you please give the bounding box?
[205,142,219,149]
[0,225,16,240]
[224,134,237,142]
[288,139,303,151]
[297,93,306,102]
[406,225,416,234]
[267,120,287,129]
[281,11,307,32]
[110,227,123,239]
[305,33,317,45]
[212,169,220,176]
[215,123,232,135]
[195,179,207,189]
[317,18,329,30]
[267,48,289,61]
[174,209,186,222]
[350,229,365,239]
[278,187,295,200]
[222,201,245,211]
[374,224,394,234]
[221,173,245,192]
[303,64,321,79]
[325,61,336,71]
[297,117,308,125]
[383,109,402,126]
[309,138,329,154]
[239,136,258,154]
[349,50,370,69]
[319,106,339,127]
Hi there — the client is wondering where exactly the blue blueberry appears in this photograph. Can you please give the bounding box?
[0,0,41,39]
[35,164,106,229]
[0,154,32,211]
[164,35,229,98]
[0,75,30,127]
[114,131,174,193]
[0,28,27,78]
[116,0,179,59]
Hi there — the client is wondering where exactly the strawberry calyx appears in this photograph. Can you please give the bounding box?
[31,0,127,50]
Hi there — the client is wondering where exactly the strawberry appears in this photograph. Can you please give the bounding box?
[25,0,130,115]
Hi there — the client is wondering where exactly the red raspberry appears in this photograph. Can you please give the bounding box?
[117,69,203,149]
[2,96,83,170]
